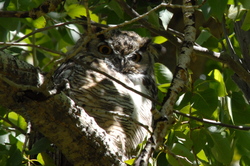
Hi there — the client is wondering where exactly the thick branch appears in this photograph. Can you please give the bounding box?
[0,51,125,166]
[0,0,63,19]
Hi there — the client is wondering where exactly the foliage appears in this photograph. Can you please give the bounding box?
[1,0,250,165]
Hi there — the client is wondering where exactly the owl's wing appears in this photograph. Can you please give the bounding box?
[53,60,76,91]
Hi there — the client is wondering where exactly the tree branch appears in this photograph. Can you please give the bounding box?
[174,110,250,130]
[0,51,125,166]
[0,0,64,19]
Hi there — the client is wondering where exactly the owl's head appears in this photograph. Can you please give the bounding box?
[85,29,158,78]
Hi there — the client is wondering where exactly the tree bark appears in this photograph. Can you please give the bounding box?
[0,51,125,166]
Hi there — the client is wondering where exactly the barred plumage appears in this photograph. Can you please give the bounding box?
[53,29,158,160]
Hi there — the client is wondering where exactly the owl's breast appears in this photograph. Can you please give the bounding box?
[54,54,153,158]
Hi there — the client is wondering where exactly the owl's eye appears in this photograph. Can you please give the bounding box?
[98,45,113,55]
[131,53,142,62]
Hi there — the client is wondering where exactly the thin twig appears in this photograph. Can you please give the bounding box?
[0,42,66,56]
[83,0,92,35]
[174,110,250,130]
[0,20,108,51]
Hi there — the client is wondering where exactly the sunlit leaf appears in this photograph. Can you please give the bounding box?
[67,4,99,22]
[154,63,173,84]
[7,112,27,131]
[153,36,168,44]
[226,96,234,124]
[37,152,56,166]
[159,9,173,30]
[157,83,171,93]
[6,1,17,10]
[208,69,227,97]
[124,158,135,165]
[26,16,46,29]
[197,150,209,162]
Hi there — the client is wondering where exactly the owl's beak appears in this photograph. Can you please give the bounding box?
[112,56,125,72]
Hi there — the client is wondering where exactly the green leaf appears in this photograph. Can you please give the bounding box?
[208,69,227,97]
[37,152,56,166]
[192,88,218,117]
[231,92,250,124]
[33,16,46,29]
[6,145,23,166]
[67,4,99,22]
[200,0,211,20]
[124,158,135,165]
[0,107,7,117]
[153,36,168,44]
[7,112,27,131]
[236,130,250,153]
[240,155,250,166]
[108,0,124,19]
[191,128,207,153]
[18,0,44,10]
[147,6,160,28]
[167,143,195,166]
[26,137,51,155]
[175,92,192,110]
[157,83,171,92]
[0,26,7,42]
[0,144,8,166]
[206,127,233,164]
[239,0,250,9]
[241,10,250,31]
[208,0,228,21]
[197,150,209,163]
[25,16,46,29]
[196,29,212,45]
[159,9,173,30]
[2,0,11,9]
[174,131,193,149]
[154,63,173,84]
[0,18,20,31]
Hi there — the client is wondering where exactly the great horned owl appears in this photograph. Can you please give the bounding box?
[53,28,158,160]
